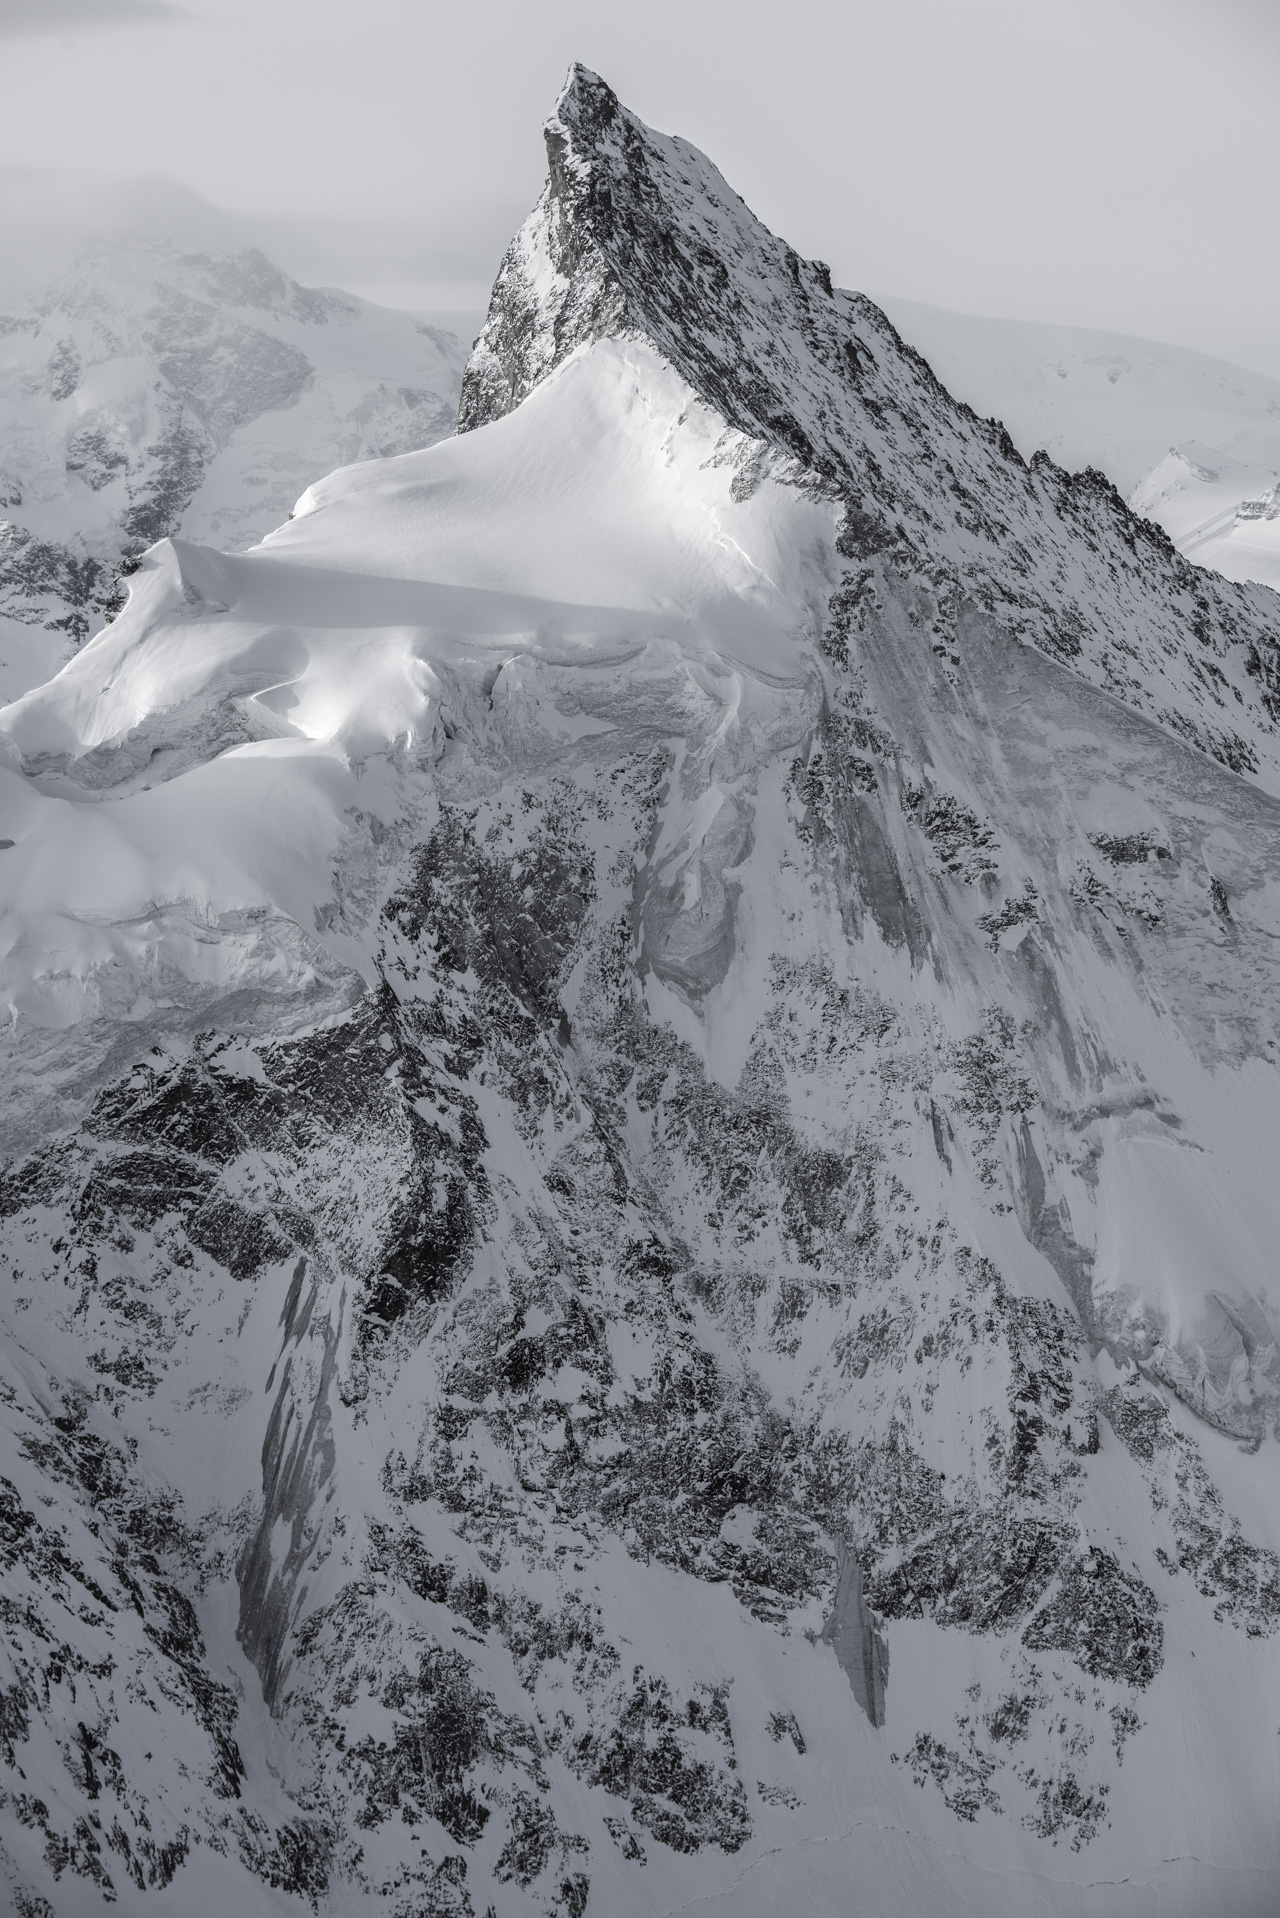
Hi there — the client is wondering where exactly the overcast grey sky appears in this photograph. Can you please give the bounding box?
[2,0,1278,370]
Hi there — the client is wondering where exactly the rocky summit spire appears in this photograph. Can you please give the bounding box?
[463,64,1280,795]
[458,61,838,461]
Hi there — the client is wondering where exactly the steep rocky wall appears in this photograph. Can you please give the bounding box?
[4,541,1280,1910]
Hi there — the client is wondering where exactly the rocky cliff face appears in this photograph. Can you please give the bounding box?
[0,238,464,701]
[1,64,1280,1918]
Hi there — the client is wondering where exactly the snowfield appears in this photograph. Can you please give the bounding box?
[2,63,1280,1918]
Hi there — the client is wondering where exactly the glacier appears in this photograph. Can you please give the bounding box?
[1,63,1279,1918]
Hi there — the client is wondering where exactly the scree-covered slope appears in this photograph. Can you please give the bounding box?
[1,63,1279,1918]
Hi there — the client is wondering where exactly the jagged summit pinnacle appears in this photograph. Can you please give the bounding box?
[461,67,1280,794]
[459,61,839,458]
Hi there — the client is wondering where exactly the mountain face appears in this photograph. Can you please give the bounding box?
[0,237,464,701]
[874,296,1280,596]
[2,63,1280,1918]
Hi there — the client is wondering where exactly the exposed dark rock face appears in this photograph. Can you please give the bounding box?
[463,67,1280,794]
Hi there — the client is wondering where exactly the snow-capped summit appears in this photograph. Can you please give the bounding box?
[0,229,464,698]
[2,62,1280,1918]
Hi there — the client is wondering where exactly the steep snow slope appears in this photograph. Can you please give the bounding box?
[879,297,1280,593]
[3,63,1280,1918]
[0,237,465,701]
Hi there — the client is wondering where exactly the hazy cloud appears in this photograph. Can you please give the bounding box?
[2,0,1280,375]
[0,163,506,339]
[0,0,187,37]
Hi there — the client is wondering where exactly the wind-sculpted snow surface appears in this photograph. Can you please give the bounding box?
[1,64,1280,1918]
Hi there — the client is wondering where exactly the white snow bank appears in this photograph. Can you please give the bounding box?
[0,339,837,1029]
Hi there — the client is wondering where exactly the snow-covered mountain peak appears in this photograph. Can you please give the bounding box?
[3,68,1280,1918]
[461,63,859,455]
[37,233,351,323]
[465,66,1280,800]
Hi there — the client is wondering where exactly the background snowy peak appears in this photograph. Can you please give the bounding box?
[0,230,465,701]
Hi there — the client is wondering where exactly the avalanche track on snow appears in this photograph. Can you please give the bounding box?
[1,63,1279,1918]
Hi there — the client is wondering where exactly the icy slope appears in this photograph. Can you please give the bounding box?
[0,235,465,700]
[2,61,1280,1918]
[0,340,827,1112]
[878,296,1280,594]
